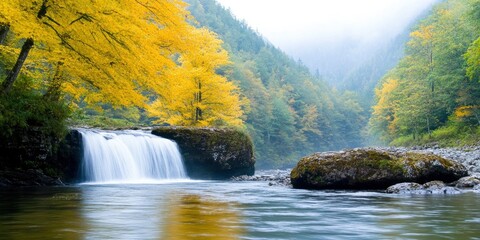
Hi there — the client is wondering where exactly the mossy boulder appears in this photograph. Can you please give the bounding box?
[152,127,255,180]
[291,148,468,190]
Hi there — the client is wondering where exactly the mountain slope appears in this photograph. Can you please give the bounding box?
[369,0,480,146]
[185,0,366,168]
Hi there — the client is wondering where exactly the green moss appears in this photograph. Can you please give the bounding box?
[404,152,454,168]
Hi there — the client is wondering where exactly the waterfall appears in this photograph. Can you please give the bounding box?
[79,129,188,183]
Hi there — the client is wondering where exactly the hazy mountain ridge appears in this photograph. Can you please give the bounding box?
[185,0,366,168]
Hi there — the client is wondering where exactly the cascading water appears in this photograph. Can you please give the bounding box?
[79,129,188,183]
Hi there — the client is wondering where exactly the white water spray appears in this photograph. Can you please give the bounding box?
[79,129,188,183]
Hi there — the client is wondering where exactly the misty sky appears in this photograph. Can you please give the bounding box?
[216,0,438,80]
[217,0,437,52]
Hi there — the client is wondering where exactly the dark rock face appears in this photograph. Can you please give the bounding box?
[53,129,83,183]
[0,127,58,170]
[0,128,83,187]
[0,169,63,187]
[152,127,255,180]
[0,127,69,186]
[291,149,468,190]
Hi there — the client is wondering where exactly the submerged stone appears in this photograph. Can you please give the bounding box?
[385,182,423,193]
[455,174,480,188]
[387,181,461,195]
[291,148,468,190]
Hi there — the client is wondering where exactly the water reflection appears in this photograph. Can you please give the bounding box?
[80,184,242,239]
[1,183,480,239]
[0,187,86,239]
[378,193,480,239]
[163,195,243,239]
[81,185,162,239]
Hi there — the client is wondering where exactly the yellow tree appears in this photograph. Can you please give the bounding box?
[369,78,399,141]
[0,0,191,107]
[148,28,244,127]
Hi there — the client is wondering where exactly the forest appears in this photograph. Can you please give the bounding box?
[0,0,479,169]
[369,0,480,146]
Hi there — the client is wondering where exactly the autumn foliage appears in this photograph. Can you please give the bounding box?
[369,0,480,144]
[0,0,244,127]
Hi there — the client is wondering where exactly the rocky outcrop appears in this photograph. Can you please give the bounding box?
[0,128,84,187]
[0,127,59,170]
[0,127,66,187]
[152,127,255,180]
[291,148,468,190]
[0,169,63,187]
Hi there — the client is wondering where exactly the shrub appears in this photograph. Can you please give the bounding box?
[0,88,70,139]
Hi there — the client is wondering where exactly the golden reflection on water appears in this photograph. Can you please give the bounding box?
[162,194,243,240]
[0,189,86,240]
[0,188,244,239]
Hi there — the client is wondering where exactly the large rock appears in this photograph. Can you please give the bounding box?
[152,127,255,179]
[291,148,468,190]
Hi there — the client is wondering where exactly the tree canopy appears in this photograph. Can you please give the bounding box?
[0,0,244,127]
[369,0,480,145]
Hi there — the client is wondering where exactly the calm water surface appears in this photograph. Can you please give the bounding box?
[1,181,480,239]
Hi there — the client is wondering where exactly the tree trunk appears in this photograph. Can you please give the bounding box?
[195,80,202,122]
[0,24,9,45]
[198,81,202,120]
[426,117,431,137]
[44,61,64,101]
[2,38,34,94]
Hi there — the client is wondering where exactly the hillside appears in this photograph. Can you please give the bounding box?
[186,0,366,168]
[369,0,480,146]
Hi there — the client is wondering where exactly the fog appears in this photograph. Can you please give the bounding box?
[216,0,439,86]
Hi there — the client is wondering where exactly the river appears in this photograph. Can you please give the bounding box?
[1,181,480,239]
